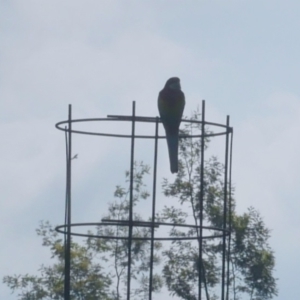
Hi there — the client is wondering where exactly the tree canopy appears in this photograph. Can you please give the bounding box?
[4,111,277,300]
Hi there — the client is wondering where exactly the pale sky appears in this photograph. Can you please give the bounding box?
[1,1,300,299]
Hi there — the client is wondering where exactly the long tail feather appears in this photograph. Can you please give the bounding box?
[166,132,179,173]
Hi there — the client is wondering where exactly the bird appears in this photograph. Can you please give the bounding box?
[158,77,185,173]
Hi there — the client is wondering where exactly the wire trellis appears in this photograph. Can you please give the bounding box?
[55,100,233,300]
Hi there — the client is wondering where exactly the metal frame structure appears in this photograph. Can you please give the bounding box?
[55,100,233,300]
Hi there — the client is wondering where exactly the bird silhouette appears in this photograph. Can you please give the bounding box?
[158,77,185,173]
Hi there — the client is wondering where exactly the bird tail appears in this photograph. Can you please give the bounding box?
[166,133,179,173]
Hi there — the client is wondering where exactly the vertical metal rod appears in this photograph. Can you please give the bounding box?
[127,101,136,300]
[226,129,233,300]
[198,100,205,300]
[64,127,68,256]
[221,116,230,300]
[64,104,72,300]
[149,117,159,300]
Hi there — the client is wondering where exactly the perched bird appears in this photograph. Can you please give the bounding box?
[158,77,185,173]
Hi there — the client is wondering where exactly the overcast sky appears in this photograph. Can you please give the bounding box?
[1,1,300,299]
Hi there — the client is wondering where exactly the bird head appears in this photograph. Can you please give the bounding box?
[165,77,181,90]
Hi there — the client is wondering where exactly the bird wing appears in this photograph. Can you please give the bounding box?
[158,89,185,132]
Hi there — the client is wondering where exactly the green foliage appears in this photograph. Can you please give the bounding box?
[3,162,163,300]
[89,161,163,299]
[159,110,277,300]
[160,112,224,300]
[3,221,112,300]
[230,208,277,300]
[3,110,277,300]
